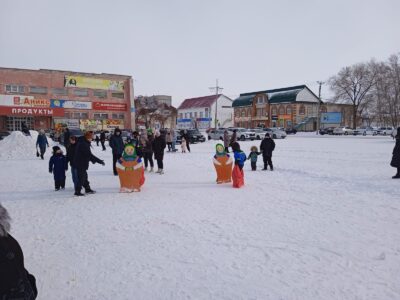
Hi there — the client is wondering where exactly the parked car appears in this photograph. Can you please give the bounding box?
[333,126,354,135]
[377,127,394,136]
[353,127,377,136]
[285,128,297,134]
[184,129,206,144]
[263,128,287,139]
[208,129,230,141]
[319,127,335,135]
[234,128,255,141]
[249,129,265,140]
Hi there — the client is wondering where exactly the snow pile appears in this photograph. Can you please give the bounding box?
[0,130,52,159]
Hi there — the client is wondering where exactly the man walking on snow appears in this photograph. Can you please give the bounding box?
[260,133,275,171]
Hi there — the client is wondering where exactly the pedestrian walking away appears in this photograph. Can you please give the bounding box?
[0,204,38,299]
[152,130,166,174]
[100,130,106,151]
[36,129,49,159]
[73,131,105,196]
[230,130,237,151]
[109,128,124,176]
[166,129,173,152]
[390,126,400,179]
[49,146,68,190]
[260,133,275,171]
[66,136,78,191]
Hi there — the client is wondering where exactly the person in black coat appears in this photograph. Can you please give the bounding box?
[63,128,70,148]
[142,133,155,172]
[100,130,106,151]
[260,133,276,171]
[152,130,166,174]
[0,204,38,300]
[73,131,105,196]
[390,127,400,179]
[66,136,78,191]
[109,128,125,176]
[49,146,68,190]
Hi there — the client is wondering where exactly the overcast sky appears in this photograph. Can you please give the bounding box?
[1,0,399,106]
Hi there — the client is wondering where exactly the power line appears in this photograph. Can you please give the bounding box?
[209,79,223,128]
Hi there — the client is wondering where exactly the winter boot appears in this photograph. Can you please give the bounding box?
[85,188,96,194]
[74,189,85,196]
[149,167,154,173]
[392,174,400,179]
[159,169,164,175]
[155,169,161,174]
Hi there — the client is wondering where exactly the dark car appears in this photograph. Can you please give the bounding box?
[319,127,335,135]
[285,128,297,134]
[181,129,205,144]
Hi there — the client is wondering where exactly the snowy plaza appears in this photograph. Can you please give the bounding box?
[0,134,399,299]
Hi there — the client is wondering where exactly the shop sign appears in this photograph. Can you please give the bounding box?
[53,118,80,129]
[50,99,92,110]
[64,75,124,91]
[271,115,278,120]
[278,114,292,120]
[321,112,342,124]
[93,102,127,111]
[79,119,125,130]
[0,94,50,107]
[0,106,64,116]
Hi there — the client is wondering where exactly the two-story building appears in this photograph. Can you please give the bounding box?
[232,85,321,130]
[177,94,233,130]
[0,67,134,131]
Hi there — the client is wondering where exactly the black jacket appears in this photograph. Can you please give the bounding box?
[74,137,103,170]
[66,143,77,167]
[0,234,37,299]
[391,137,400,168]
[63,129,70,146]
[109,134,124,155]
[152,136,166,160]
[260,138,275,157]
[142,136,154,154]
[100,132,106,142]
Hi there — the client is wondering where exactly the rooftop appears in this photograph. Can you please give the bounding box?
[178,94,221,110]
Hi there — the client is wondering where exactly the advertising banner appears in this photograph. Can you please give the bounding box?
[177,118,193,129]
[0,94,50,107]
[64,75,124,91]
[79,119,125,130]
[53,118,80,129]
[0,106,64,116]
[103,119,124,130]
[321,112,342,124]
[93,102,127,111]
[50,99,92,109]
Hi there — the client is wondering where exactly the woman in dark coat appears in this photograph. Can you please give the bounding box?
[390,127,400,179]
[36,130,49,159]
[152,130,166,174]
[142,131,155,172]
[0,204,38,299]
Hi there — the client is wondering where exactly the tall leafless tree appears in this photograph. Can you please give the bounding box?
[329,61,378,129]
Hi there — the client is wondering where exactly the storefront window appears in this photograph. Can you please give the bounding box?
[112,114,124,119]
[279,106,285,115]
[94,113,108,120]
[6,117,33,131]
[241,109,246,117]
[299,105,305,115]
[286,106,292,115]
[94,90,107,98]
[30,86,47,94]
[271,106,277,115]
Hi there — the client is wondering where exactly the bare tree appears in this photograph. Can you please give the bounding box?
[329,61,378,128]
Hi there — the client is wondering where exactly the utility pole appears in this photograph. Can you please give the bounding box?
[316,81,324,134]
[209,79,223,129]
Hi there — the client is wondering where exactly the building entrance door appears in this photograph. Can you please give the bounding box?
[6,116,34,131]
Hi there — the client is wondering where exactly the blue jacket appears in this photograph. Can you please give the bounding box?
[234,151,246,168]
[49,153,68,181]
[36,134,49,149]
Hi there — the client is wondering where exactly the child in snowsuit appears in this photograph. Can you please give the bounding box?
[49,146,68,191]
[247,146,261,171]
[181,137,187,153]
[260,133,276,171]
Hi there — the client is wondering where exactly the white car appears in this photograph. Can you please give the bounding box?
[377,127,394,136]
[249,129,265,140]
[353,127,377,136]
[235,128,256,141]
[333,126,354,135]
[208,129,229,141]
[263,128,287,139]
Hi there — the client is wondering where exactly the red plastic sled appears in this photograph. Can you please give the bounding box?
[232,165,244,188]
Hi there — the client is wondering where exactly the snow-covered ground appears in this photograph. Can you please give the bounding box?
[0,134,399,300]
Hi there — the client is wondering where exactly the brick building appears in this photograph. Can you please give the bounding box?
[0,68,134,132]
[232,85,320,130]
